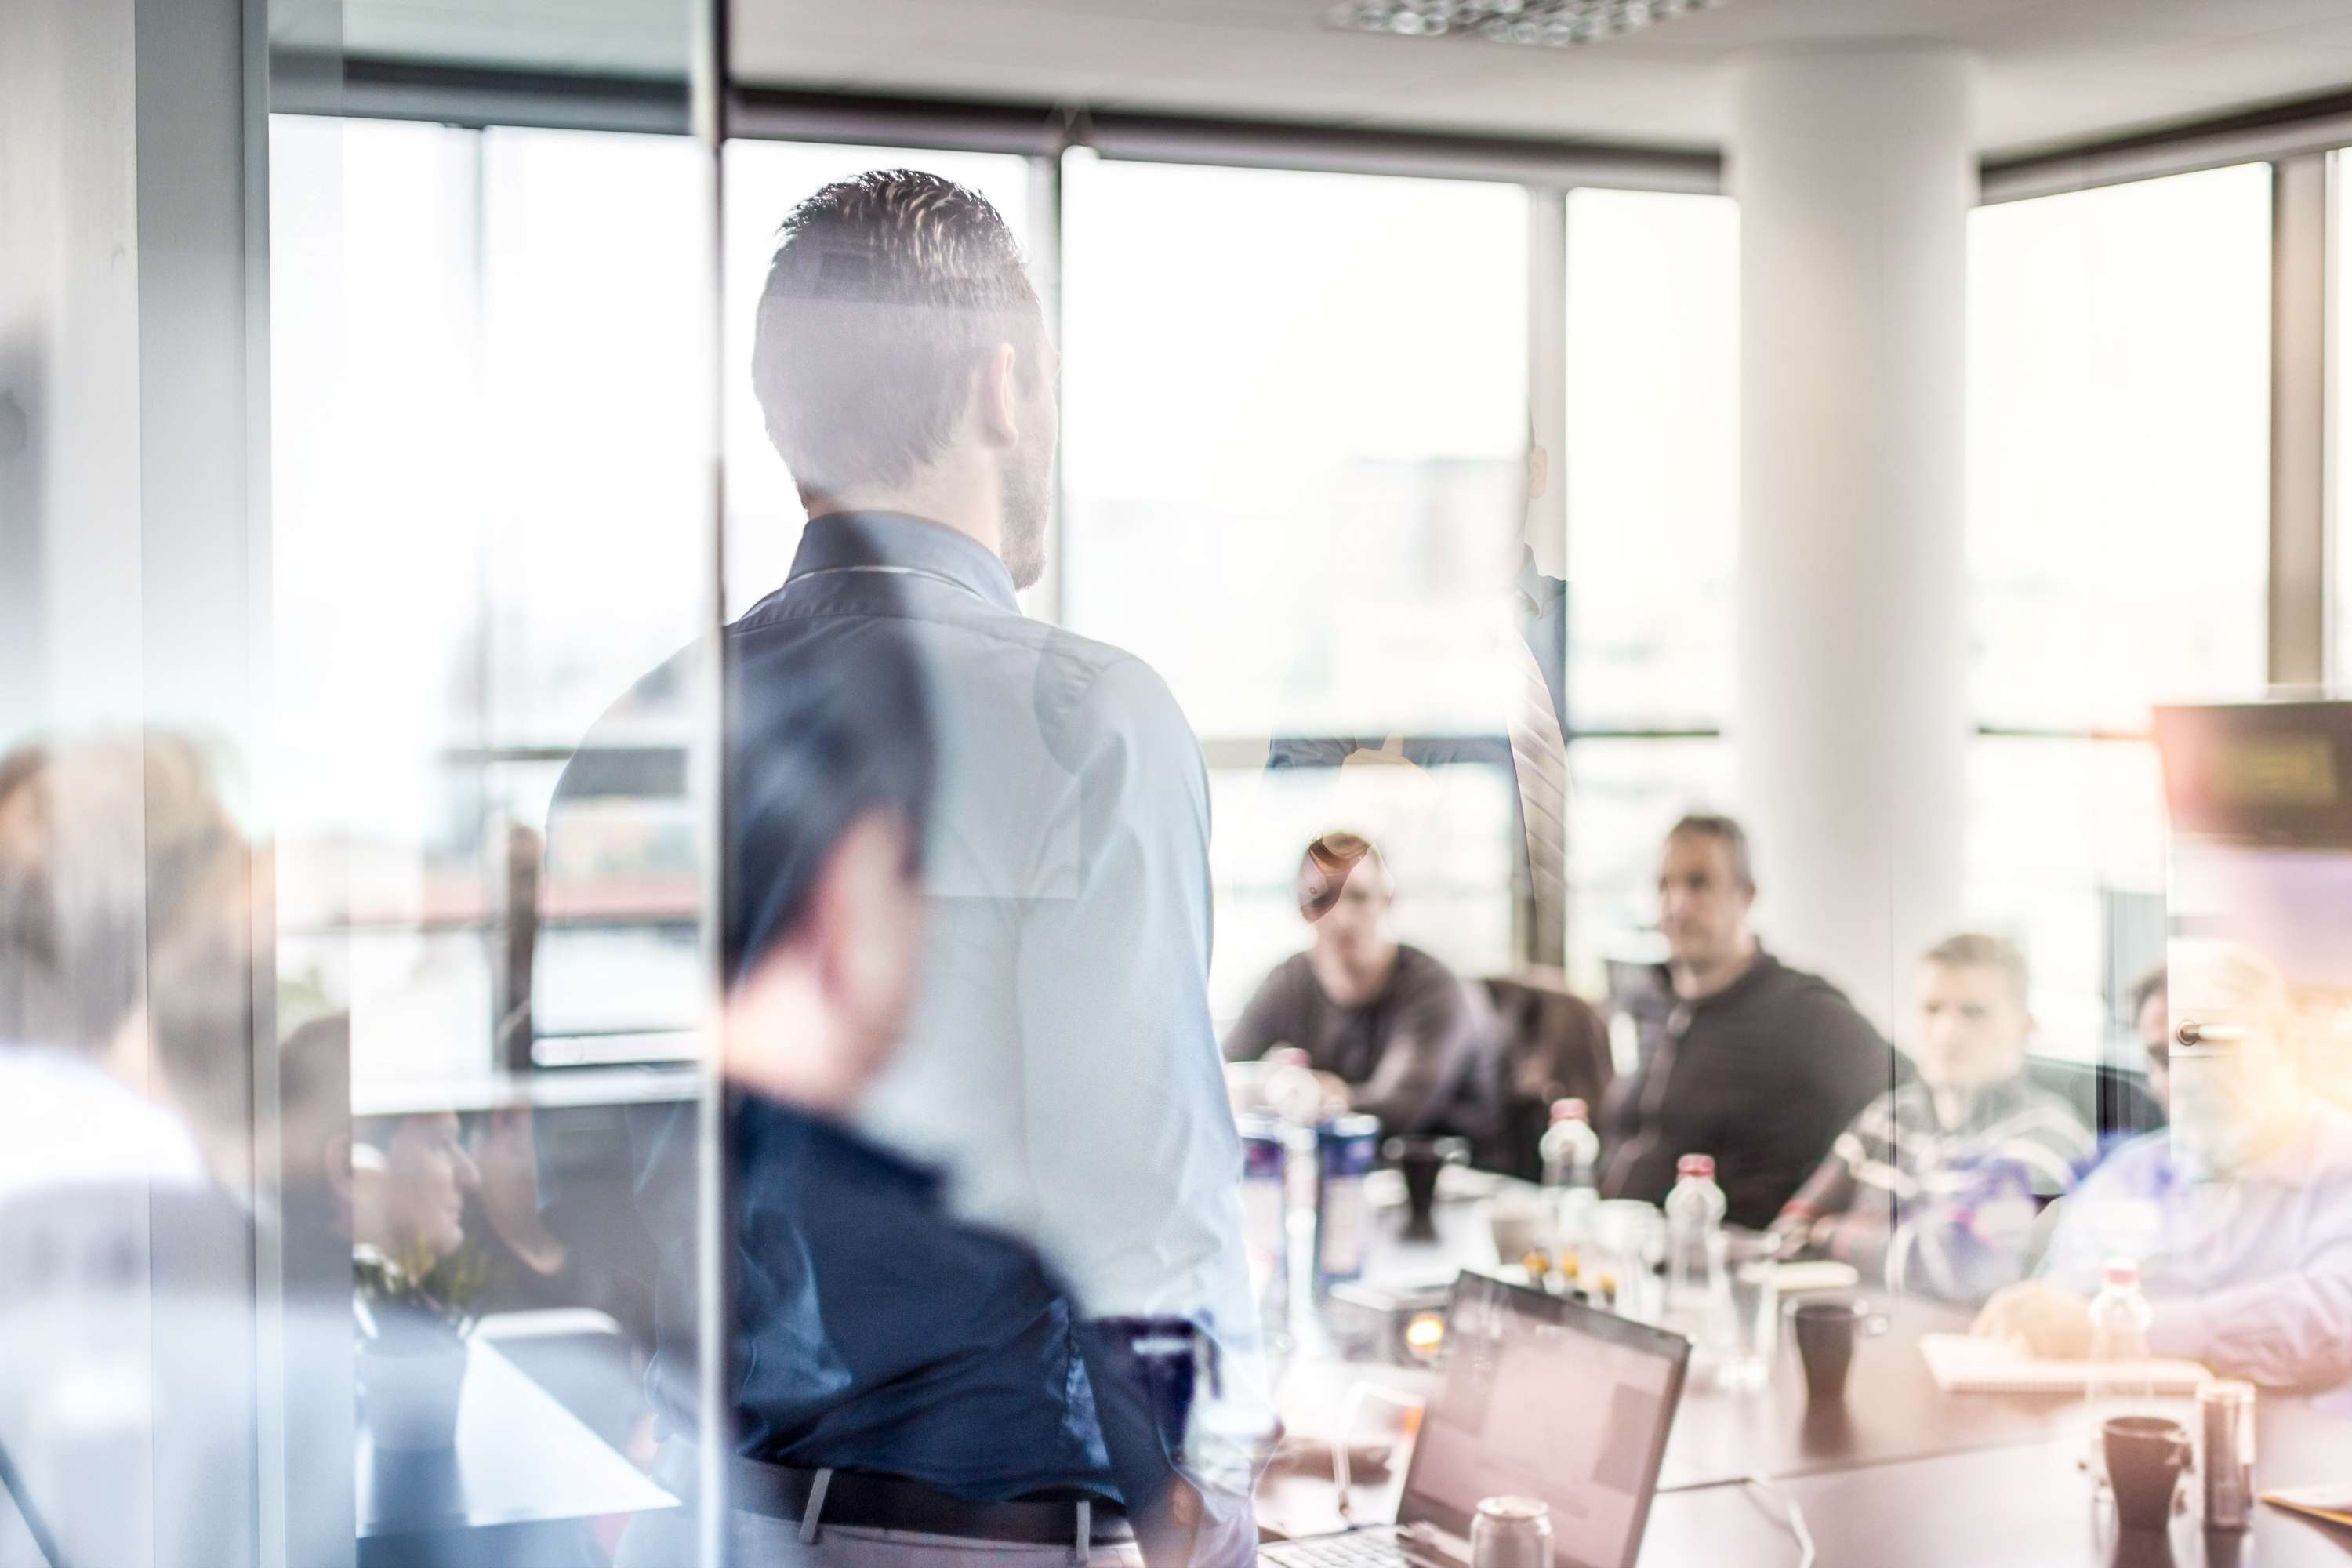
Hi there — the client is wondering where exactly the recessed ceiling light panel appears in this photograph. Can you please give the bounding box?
[1327,0,1722,47]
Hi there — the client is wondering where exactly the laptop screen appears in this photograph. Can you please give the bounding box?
[1398,1274,1690,1568]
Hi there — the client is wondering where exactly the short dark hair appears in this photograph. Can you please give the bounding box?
[751,169,1040,502]
[1921,931,2031,1009]
[724,613,935,982]
[1667,812,1755,891]
[2127,964,2167,1020]
[1298,831,1388,920]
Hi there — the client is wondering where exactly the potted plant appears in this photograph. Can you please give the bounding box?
[354,1243,487,1453]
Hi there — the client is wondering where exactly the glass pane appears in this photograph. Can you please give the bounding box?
[1564,736,1732,992]
[1060,155,1530,740]
[1964,735,2167,1062]
[1564,188,1739,731]
[270,108,717,1566]
[1966,163,2271,732]
[722,140,1033,616]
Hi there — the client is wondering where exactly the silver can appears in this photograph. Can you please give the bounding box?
[2199,1379,2256,1530]
[1471,1496,1553,1568]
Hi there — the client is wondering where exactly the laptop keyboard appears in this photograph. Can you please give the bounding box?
[1263,1529,1430,1568]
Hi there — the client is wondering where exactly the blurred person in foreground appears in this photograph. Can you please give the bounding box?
[559,167,1265,1567]
[1599,813,1897,1230]
[602,557,1232,1568]
[1221,832,1499,1139]
[0,737,237,1198]
[1975,941,2352,1394]
[279,1014,485,1273]
[1773,935,2092,1303]
[0,735,292,1568]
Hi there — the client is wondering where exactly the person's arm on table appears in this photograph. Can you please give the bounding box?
[1345,981,1477,1136]
[2144,1236,2352,1391]
[1018,655,1272,1568]
[1222,964,1296,1065]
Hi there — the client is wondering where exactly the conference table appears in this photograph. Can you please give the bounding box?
[1260,1181,2352,1566]
[357,1333,675,1567]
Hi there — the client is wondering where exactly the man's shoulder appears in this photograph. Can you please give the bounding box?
[1750,956,1886,1044]
[2077,1128,2173,1192]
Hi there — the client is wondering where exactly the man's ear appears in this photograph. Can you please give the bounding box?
[811,812,920,1026]
[975,340,1022,448]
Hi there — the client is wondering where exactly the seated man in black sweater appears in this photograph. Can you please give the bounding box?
[1222,832,1499,1140]
[1599,813,1899,1231]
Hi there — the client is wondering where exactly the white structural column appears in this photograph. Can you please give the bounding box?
[1730,47,1975,1029]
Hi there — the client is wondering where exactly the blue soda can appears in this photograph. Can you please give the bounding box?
[1315,1114,1382,1296]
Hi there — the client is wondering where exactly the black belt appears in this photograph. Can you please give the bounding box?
[653,1443,1133,1549]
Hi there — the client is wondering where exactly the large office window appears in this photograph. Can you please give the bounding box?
[271,115,713,1089]
[1965,162,2272,1055]
[1561,187,1739,993]
[1058,155,1529,1019]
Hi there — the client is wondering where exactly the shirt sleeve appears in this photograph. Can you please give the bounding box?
[1348,970,1481,1135]
[2148,1234,2352,1391]
[1014,655,1272,1552]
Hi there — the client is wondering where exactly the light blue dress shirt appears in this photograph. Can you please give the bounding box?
[2039,1105,2352,1393]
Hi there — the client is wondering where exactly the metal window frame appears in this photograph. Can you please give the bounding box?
[270,53,2352,965]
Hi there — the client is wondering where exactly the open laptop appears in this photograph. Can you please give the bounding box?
[1264,1272,1690,1568]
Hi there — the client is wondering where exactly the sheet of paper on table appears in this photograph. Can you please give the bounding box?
[1918,1332,2210,1394]
[2262,1483,2352,1528]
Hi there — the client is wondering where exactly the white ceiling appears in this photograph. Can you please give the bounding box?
[309,0,2352,160]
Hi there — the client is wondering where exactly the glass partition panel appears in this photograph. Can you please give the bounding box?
[270,101,718,1566]
[1563,187,1739,734]
[1965,162,2271,1068]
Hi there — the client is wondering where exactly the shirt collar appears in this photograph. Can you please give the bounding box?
[789,511,1022,615]
[1513,548,1563,621]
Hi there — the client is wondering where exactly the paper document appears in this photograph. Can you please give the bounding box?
[1918,1333,2209,1394]
[2262,1484,2352,1529]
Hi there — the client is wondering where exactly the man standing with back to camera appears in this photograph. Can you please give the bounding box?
[622,169,1265,1566]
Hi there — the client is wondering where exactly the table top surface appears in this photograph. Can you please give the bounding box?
[356,1335,676,1538]
[1264,1189,2352,1566]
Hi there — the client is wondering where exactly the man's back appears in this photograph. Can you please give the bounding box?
[752,518,1253,1333]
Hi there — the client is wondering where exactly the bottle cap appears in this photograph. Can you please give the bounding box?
[1550,1098,1589,1123]
[2100,1258,2141,1288]
[1676,1153,1715,1179]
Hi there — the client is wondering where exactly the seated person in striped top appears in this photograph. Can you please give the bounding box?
[1771,935,2093,1304]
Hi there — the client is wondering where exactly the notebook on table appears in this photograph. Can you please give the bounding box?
[1919,1332,2210,1394]
[2261,1484,2352,1528]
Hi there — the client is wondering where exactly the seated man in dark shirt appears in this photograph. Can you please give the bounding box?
[1222,832,1498,1138]
[1599,813,1897,1231]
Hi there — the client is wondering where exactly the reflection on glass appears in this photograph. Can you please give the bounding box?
[1061,156,1530,741]
[1965,737,2167,1058]
[1564,188,1738,733]
[270,106,717,1566]
[1966,162,2270,732]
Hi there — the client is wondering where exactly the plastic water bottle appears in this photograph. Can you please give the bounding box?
[1539,1099,1602,1260]
[2085,1258,2157,1482]
[1664,1154,1731,1356]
